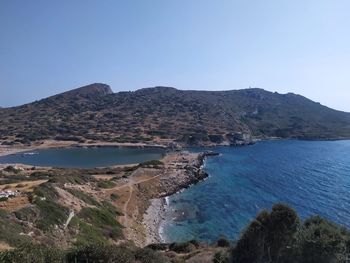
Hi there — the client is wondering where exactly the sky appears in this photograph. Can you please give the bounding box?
[1,0,350,111]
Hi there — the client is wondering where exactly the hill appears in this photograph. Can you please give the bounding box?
[1,158,349,262]
[1,83,350,146]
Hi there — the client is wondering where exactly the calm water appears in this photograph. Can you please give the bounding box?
[0,147,165,168]
[161,140,350,243]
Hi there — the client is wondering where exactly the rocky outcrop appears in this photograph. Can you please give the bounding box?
[54,83,113,98]
[158,151,218,197]
[226,132,253,146]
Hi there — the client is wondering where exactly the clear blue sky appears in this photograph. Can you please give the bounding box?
[1,0,349,111]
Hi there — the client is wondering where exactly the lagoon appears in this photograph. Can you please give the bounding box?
[0,146,165,168]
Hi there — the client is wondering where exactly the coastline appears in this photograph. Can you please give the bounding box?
[140,151,217,246]
[0,140,167,157]
[143,198,167,244]
[2,136,349,158]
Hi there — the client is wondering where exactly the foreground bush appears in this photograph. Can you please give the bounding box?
[231,203,350,263]
[66,244,134,263]
[0,244,168,263]
[0,244,64,263]
[1,203,349,263]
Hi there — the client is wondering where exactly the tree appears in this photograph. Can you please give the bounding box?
[232,204,299,263]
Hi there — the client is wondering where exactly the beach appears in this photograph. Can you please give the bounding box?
[0,139,166,157]
[143,198,166,245]
[106,150,216,246]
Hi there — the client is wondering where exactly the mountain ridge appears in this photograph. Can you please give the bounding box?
[1,83,350,146]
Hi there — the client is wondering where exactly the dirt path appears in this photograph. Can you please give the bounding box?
[115,172,163,227]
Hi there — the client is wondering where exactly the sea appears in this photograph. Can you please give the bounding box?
[160,140,350,243]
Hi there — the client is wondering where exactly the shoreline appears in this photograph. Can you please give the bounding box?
[140,151,217,246]
[0,140,167,157]
[2,136,350,158]
[143,198,167,244]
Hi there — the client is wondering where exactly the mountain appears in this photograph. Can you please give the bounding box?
[1,83,350,146]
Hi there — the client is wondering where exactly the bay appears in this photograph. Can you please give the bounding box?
[162,140,350,243]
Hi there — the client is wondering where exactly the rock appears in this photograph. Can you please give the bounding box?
[226,132,253,146]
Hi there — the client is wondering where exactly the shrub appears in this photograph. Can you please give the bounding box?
[30,171,50,179]
[135,247,168,263]
[75,221,107,246]
[49,174,94,185]
[0,244,64,263]
[0,210,30,246]
[169,241,196,253]
[139,160,164,168]
[231,204,350,263]
[208,134,224,143]
[0,197,8,202]
[232,203,299,263]
[97,180,116,189]
[3,166,20,174]
[110,193,119,201]
[297,216,349,263]
[66,244,134,263]
[65,188,100,206]
[213,251,229,263]
[77,206,123,243]
[146,243,169,251]
[123,166,138,172]
[34,199,69,231]
[33,183,59,201]
[217,237,230,247]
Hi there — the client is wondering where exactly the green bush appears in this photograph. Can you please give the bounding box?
[3,166,21,174]
[169,241,196,253]
[0,244,64,263]
[146,243,169,251]
[30,171,51,179]
[65,188,100,206]
[213,251,229,263]
[97,180,116,189]
[135,247,168,263]
[33,183,59,201]
[217,237,230,247]
[110,193,119,201]
[231,204,350,263]
[66,244,134,263]
[77,206,123,243]
[49,174,94,185]
[232,203,299,263]
[139,160,164,168]
[75,221,107,246]
[0,210,30,246]
[35,199,69,231]
[297,216,350,263]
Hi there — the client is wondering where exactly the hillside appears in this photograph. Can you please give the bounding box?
[1,157,349,262]
[1,83,350,146]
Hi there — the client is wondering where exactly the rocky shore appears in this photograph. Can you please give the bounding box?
[139,151,219,246]
[143,198,166,244]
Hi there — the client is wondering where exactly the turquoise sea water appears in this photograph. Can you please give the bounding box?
[0,147,165,168]
[161,140,350,243]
